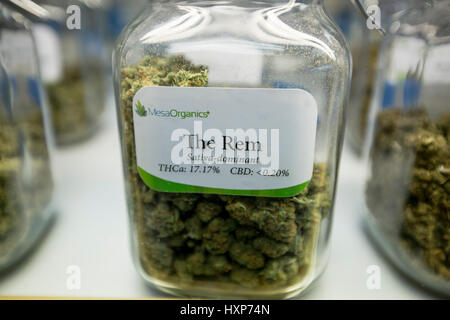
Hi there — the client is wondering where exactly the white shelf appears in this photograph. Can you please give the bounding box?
[0,107,437,299]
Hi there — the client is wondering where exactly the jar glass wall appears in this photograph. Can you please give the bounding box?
[345,0,433,155]
[0,7,55,270]
[327,0,382,155]
[364,0,450,296]
[114,0,350,298]
[35,0,108,145]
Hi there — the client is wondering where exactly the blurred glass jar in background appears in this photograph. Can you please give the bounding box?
[341,0,435,154]
[0,5,56,271]
[363,0,450,296]
[103,0,149,47]
[325,0,382,155]
[34,0,108,145]
[114,0,350,298]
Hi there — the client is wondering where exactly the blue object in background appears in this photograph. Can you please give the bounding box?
[335,8,354,37]
[271,81,304,90]
[27,77,42,108]
[9,76,17,101]
[0,67,12,115]
[47,19,64,34]
[381,77,422,110]
[382,82,396,109]
[107,4,126,39]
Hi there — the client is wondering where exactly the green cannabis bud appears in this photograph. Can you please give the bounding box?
[46,64,105,145]
[0,121,20,242]
[367,108,450,280]
[119,55,331,290]
[0,111,54,264]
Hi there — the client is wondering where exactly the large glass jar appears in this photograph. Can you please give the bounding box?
[34,0,108,145]
[114,0,350,299]
[0,6,55,270]
[364,0,450,296]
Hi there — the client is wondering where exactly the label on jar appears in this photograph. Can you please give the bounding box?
[32,24,63,84]
[0,30,36,75]
[133,87,318,197]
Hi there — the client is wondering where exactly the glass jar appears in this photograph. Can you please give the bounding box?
[356,0,437,30]
[364,0,450,296]
[345,0,434,155]
[326,0,382,155]
[0,5,56,270]
[114,0,351,299]
[346,29,381,154]
[34,0,108,145]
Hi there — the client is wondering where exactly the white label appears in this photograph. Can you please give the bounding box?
[0,30,36,74]
[133,87,318,197]
[32,24,63,83]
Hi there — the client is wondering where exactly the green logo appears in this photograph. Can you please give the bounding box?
[135,100,147,117]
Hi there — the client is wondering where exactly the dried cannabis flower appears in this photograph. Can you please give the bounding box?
[119,55,331,289]
[0,111,53,263]
[0,119,20,242]
[367,108,450,280]
[46,64,105,145]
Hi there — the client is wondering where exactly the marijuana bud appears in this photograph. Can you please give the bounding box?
[253,237,290,258]
[367,108,450,281]
[229,242,265,270]
[46,64,105,145]
[195,202,222,223]
[145,202,184,238]
[202,218,236,255]
[0,113,53,265]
